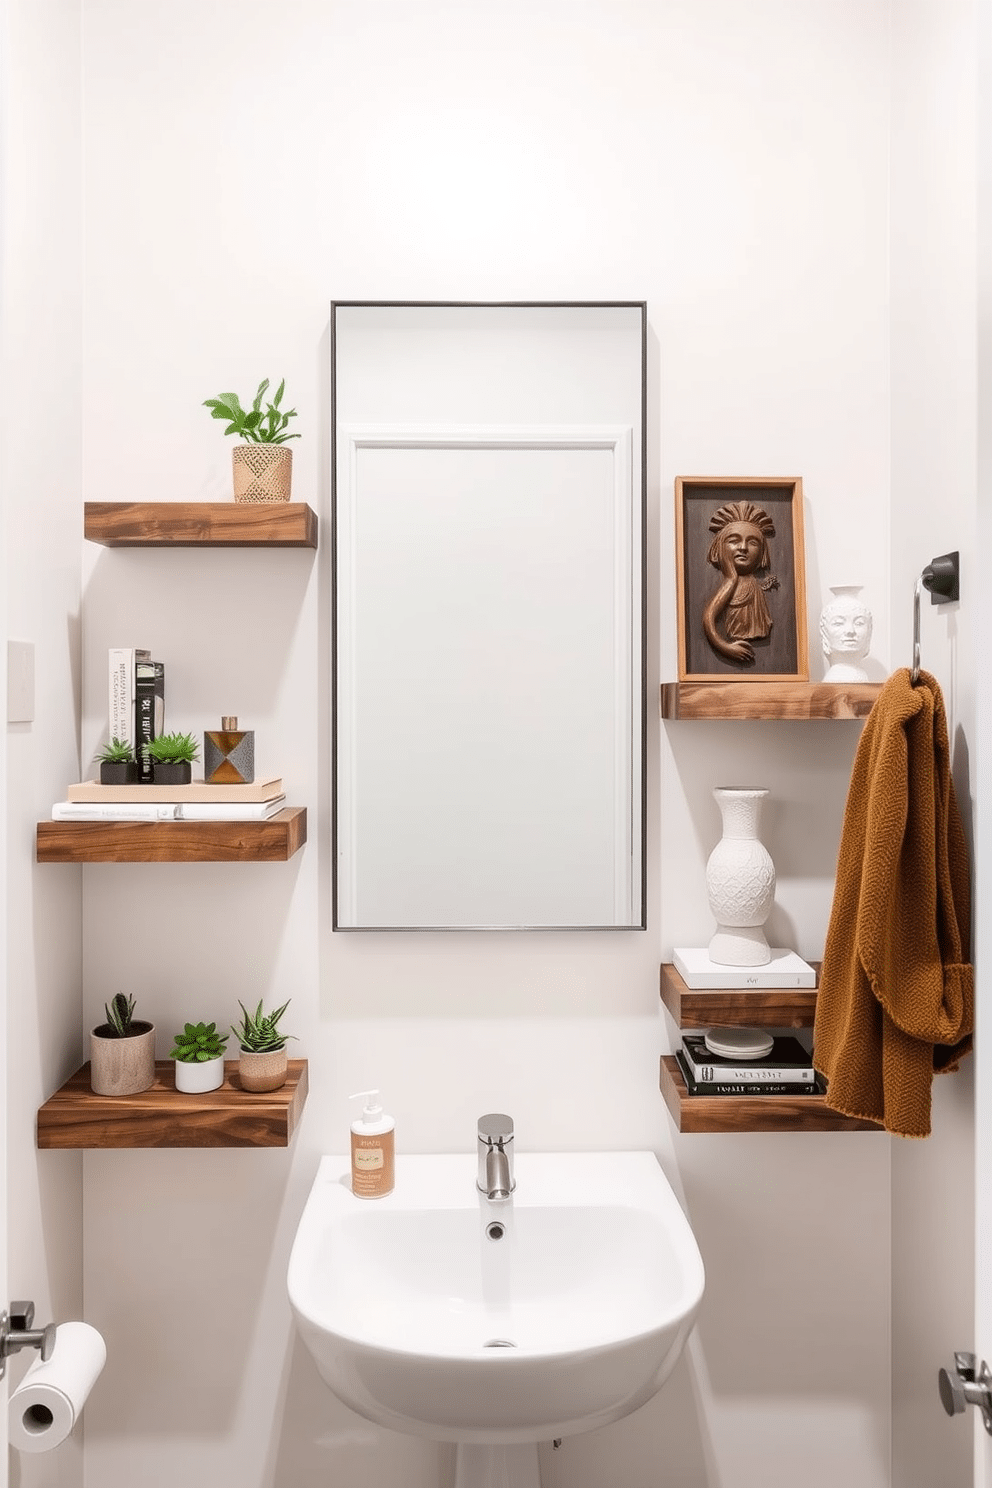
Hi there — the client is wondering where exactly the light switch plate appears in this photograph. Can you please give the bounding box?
[7,640,34,723]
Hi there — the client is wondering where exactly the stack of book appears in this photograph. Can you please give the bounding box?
[51,778,286,822]
[676,1032,823,1097]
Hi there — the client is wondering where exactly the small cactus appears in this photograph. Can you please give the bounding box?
[104,992,136,1037]
[168,1020,229,1063]
[231,998,294,1053]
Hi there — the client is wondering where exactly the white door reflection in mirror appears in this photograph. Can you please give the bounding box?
[332,303,645,930]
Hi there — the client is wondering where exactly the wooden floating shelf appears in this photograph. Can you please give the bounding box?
[84,501,318,548]
[660,962,820,1029]
[36,807,307,863]
[38,1060,308,1149]
[660,680,882,721]
[660,1056,880,1134]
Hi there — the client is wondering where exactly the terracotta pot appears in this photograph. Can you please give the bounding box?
[238,1047,288,1093]
[232,444,292,504]
[90,1021,156,1096]
[174,1055,226,1094]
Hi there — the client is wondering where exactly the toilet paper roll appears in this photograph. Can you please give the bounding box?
[8,1321,107,1454]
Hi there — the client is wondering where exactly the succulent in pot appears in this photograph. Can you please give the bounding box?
[144,730,199,786]
[231,998,295,1092]
[169,1020,229,1094]
[90,992,156,1096]
[203,378,300,504]
[95,737,140,786]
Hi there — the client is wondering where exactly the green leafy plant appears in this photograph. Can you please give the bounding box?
[145,731,200,765]
[232,997,295,1053]
[169,1021,229,1064]
[95,737,136,764]
[102,992,138,1038]
[203,379,300,445]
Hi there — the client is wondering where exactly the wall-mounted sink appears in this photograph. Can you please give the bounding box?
[287,1149,704,1462]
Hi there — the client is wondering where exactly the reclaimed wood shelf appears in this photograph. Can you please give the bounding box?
[660,680,882,721]
[660,962,820,1029]
[660,1056,880,1134]
[37,1060,308,1148]
[36,807,307,863]
[84,501,318,548]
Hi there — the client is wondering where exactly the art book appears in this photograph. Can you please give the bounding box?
[680,1032,816,1085]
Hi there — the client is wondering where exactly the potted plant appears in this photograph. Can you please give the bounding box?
[203,378,300,504]
[144,730,199,786]
[231,997,295,1092]
[90,993,156,1096]
[168,1020,229,1093]
[95,737,140,785]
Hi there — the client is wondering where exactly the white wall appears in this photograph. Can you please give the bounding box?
[889,4,979,1486]
[74,6,901,1487]
[1,2,85,1485]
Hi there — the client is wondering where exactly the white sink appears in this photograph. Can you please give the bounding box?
[287,1150,704,1449]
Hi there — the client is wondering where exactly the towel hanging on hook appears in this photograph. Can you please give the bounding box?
[911,550,960,684]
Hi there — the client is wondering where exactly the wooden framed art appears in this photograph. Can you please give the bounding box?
[675,477,808,682]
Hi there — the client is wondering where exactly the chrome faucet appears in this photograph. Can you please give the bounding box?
[477,1113,515,1201]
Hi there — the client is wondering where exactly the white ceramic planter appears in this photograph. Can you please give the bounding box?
[174,1055,226,1093]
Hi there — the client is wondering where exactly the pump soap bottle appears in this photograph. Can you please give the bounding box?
[350,1090,395,1199]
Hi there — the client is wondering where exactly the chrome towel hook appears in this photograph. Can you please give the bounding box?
[911,551,960,684]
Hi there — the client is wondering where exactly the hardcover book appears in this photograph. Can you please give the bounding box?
[108,647,150,751]
[675,1049,824,1097]
[680,1032,816,1085]
[673,946,817,989]
[135,659,165,783]
[66,777,283,803]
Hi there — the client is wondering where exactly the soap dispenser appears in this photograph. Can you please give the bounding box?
[350,1090,395,1199]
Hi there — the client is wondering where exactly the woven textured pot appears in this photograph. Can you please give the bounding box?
[90,1021,156,1096]
[238,1047,288,1093]
[232,444,293,504]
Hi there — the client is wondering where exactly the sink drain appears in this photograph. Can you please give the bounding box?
[485,1221,507,1241]
[482,1338,517,1349]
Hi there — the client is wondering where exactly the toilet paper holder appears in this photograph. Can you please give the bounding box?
[0,1301,57,1381]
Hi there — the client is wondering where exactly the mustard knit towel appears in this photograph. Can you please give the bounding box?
[813,668,973,1138]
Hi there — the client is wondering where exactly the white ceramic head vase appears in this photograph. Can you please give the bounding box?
[820,585,873,682]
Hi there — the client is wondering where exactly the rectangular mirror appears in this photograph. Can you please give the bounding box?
[332,301,646,929]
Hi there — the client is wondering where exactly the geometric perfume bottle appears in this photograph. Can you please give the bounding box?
[203,715,255,784]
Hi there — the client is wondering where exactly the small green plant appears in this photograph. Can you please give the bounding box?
[145,731,200,765]
[203,379,300,445]
[95,737,136,764]
[103,992,137,1038]
[232,997,295,1053]
[169,1021,229,1064]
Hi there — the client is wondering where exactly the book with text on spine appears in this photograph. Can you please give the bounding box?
[108,647,150,751]
[675,1049,824,1097]
[680,1032,816,1085]
[135,659,165,783]
[52,801,179,821]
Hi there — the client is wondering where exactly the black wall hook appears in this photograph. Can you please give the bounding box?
[922,551,960,604]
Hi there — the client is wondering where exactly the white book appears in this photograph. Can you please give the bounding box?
[52,801,178,821]
[673,946,818,989]
[176,797,286,820]
[108,646,150,749]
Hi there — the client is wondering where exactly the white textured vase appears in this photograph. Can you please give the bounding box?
[705,787,776,966]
